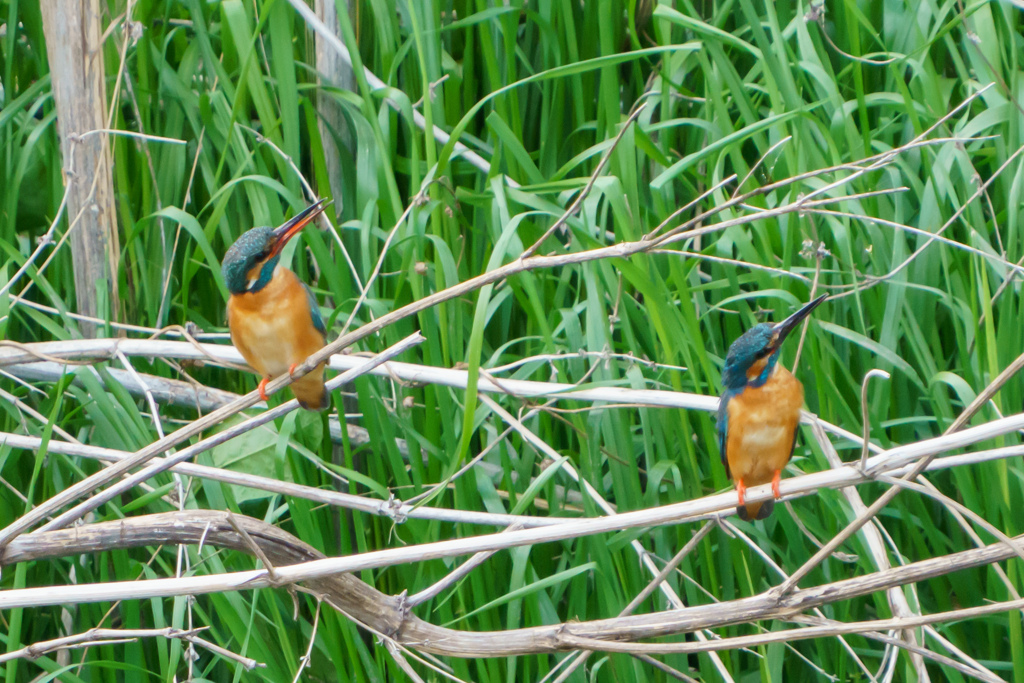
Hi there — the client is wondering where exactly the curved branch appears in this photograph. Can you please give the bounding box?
[1,511,1021,659]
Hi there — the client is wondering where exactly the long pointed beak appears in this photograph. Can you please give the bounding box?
[269,198,329,257]
[772,294,827,345]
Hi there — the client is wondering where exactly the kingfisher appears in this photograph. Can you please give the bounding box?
[716,294,827,520]
[222,199,330,410]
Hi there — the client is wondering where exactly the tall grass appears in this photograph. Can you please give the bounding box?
[1,0,1022,681]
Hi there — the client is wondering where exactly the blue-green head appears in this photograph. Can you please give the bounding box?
[722,295,827,391]
[222,199,327,295]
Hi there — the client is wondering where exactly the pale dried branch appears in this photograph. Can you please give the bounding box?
[522,103,647,258]
[922,624,1001,682]
[40,333,424,536]
[552,521,716,683]
[291,600,322,682]
[408,523,526,607]
[720,519,878,683]
[0,432,569,528]
[787,615,1000,683]
[38,0,121,333]
[0,626,262,669]
[859,369,891,471]
[874,474,1024,568]
[477,394,735,681]
[3,154,886,549]
[776,320,1024,596]
[186,634,264,671]
[1,511,1021,660]
[911,476,1022,602]
[0,386,80,444]
[0,337,875,452]
[556,596,1024,656]
[3,416,1024,573]
[384,640,427,683]
[115,350,165,439]
[809,420,926,679]
[3,358,394,449]
[0,333,423,550]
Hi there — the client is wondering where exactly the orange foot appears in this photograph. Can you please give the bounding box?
[736,478,747,507]
[772,470,782,499]
[258,377,270,401]
[288,363,298,376]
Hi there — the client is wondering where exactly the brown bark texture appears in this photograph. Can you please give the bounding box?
[40,0,120,335]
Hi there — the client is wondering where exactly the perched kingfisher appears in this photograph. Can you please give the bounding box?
[716,294,827,520]
[222,199,330,410]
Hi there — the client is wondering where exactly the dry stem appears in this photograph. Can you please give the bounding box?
[1,511,1021,660]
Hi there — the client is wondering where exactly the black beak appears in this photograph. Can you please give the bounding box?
[269,199,329,256]
[772,294,827,345]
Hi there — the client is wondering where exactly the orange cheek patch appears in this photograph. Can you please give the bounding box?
[246,263,264,284]
[746,356,769,380]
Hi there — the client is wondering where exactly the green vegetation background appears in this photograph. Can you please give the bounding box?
[1,0,1023,681]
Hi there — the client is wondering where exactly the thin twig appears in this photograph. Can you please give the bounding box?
[556,596,1024,655]
[408,523,526,607]
[731,135,792,199]
[552,521,716,683]
[859,370,890,471]
[775,335,1024,596]
[522,103,647,258]
[874,473,1024,568]
[186,634,264,670]
[805,207,1024,279]
[2,510,1022,659]
[291,600,321,682]
[0,336,879,457]
[3,414,1023,553]
[807,420,925,679]
[721,518,878,683]
[631,654,701,682]
[0,334,423,551]
[338,186,423,338]
[0,627,207,665]
[788,615,1000,683]
[839,140,1024,297]
[384,641,427,682]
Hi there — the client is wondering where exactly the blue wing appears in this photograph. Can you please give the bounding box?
[716,391,731,478]
[787,423,800,460]
[303,283,327,337]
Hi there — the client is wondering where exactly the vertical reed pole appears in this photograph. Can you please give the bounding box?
[40,0,120,336]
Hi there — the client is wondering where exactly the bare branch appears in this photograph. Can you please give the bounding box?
[0,333,423,550]
[522,103,647,258]
[0,626,263,670]
[1,511,1022,659]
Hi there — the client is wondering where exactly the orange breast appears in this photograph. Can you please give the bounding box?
[726,364,804,488]
[227,266,326,379]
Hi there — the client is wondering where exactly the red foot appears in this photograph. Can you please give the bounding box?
[736,479,747,507]
[288,363,299,376]
[258,377,270,401]
[772,470,782,499]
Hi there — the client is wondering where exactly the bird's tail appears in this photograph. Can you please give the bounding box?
[291,364,330,411]
[737,499,774,521]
